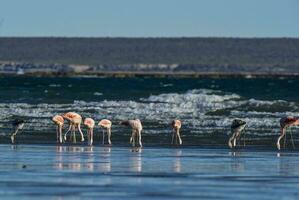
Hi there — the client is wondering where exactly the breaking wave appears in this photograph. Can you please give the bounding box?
[0,89,297,144]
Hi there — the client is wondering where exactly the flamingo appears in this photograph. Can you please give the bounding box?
[62,112,85,143]
[120,119,142,147]
[52,115,64,143]
[171,120,182,145]
[98,119,112,145]
[84,118,95,145]
[228,119,247,148]
[277,116,299,150]
[10,119,25,144]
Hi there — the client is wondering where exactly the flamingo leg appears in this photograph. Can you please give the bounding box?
[87,129,90,145]
[88,129,93,146]
[277,128,286,150]
[234,131,241,147]
[107,128,112,145]
[129,130,133,144]
[228,135,234,149]
[56,126,59,143]
[102,129,105,145]
[77,124,85,142]
[10,128,19,144]
[228,131,238,149]
[59,125,63,143]
[233,137,237,147]
[64,124,72,141]
[138,130,142,147]
[178,134,182,145]
[72,125,76,143]
[284,131,287,148]
[91,128,94,146]
[171,129,175,145]
[176,129,182,145]
[131,130,136,147]
[289,128,295,149]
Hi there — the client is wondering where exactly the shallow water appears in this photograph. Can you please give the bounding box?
[1,144,299,199]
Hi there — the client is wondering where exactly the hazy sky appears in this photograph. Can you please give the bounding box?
[0,0,298,37]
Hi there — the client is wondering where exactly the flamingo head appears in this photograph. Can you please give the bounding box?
[52,115,64,126]
[98,119,111,128]
[84,118,95,129]
[172,119,181,130]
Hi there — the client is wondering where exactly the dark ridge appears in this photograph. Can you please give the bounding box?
[0,37,298,65]
[1,37,299,75]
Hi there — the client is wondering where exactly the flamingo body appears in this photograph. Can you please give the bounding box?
[120,119,142,147]
[10,119,25,144]
[228,119,247,148]
[62,112,84,143]
[171,119,182,145]
[84,118,95,145]
[84,118,95,129]
[52,115,64,143]
[277,116,299,150]
[63,112,82,124]
[98,119,112,145]
[98,119,112,129]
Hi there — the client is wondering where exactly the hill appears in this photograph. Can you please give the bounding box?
[0,37,299,75]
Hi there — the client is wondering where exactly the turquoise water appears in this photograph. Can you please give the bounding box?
[0,76,299,199]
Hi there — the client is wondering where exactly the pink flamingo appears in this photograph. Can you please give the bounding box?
[277,116,299,150]
[98,119,112,145]
[52,115,64,143]
[84,118,95,145]
[171,120,182,145]
[62,112,85,143]
[120,119,142,147]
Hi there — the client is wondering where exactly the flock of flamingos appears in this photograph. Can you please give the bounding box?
[9,112,299,150]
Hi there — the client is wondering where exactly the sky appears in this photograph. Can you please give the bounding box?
[0,0,298,38]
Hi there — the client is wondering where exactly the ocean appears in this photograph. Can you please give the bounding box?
[0,76,298,199]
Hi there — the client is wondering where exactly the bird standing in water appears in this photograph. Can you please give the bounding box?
[52,115,64,143]
[120,119,143,147]
[171,120,182,145]
[62,112,85,143]
[277,116,299,150]
[84,118,95,145]
[228,119,247,148]
[10,119,25,144]
[98,119,112,145]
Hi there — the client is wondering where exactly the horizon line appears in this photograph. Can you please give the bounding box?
[0,36,299,39]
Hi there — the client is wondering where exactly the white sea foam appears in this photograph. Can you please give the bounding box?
[0,89,296,137]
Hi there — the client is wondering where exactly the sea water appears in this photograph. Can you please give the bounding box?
[0,76,298,199]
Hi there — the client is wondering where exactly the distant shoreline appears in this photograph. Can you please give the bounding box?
[1,70,299,78]
[1,37,299,76]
